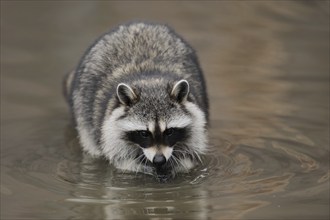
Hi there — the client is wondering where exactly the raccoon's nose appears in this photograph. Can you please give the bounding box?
[153,154,166,167]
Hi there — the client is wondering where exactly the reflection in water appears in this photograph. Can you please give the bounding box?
[1,1,329,219]
[55,126,302,219]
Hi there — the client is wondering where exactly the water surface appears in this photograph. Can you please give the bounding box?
[1,1,329,219]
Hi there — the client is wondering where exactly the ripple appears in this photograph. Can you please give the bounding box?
[272,141,319,172]
[2,120,328,219]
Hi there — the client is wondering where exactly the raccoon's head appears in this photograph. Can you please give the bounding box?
[101,79,207,178]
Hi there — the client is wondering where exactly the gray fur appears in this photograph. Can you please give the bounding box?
[65,22,209,177]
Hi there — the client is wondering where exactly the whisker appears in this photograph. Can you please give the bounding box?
[173,143,202,164]
[172,154,189,172]
[134,154,146,175]
[120,149,144,176]
[193,150,203,164]
[170,154,180,166]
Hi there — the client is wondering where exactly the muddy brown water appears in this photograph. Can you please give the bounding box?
[1,1,329,219]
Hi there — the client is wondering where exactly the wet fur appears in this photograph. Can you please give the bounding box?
[64,22,209,177]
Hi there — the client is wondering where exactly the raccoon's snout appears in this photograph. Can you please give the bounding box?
[153,154,166,167]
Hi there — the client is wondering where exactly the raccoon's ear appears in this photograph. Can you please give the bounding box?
[116,83,138,106]
[170,79,190,103]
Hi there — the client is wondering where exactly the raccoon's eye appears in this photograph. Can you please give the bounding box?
[164,128,174,136]
[138,130,150,138]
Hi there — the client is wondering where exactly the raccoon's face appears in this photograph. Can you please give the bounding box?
[101,79,207,178]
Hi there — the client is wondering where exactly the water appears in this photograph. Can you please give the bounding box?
[1,1,329,219]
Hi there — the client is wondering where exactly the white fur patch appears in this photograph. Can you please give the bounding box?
[162,146,173,160]
[118,119,147,131]
[101,107,137,164]
[114,159,140,172]
[143,147,157,162]
[175,158,194,173]
[184,102,207,154]
[148,121,155,133]
[181,158,194,171]
[159,120,166,132]
[167,115,192,128]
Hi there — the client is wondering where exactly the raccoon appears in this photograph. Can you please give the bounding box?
[64,22,209,178]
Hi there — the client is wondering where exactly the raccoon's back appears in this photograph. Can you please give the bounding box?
[77,23,201,79]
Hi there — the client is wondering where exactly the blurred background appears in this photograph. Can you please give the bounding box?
[1,1,329,219]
